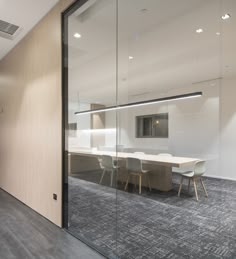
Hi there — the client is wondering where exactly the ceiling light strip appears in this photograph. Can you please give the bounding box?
[222,14,231,20]
[75,91,203,115]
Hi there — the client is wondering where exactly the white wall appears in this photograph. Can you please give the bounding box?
[104,79,236,181]
[105,83,221,177]
[220,78,236,180]
[104,110,117,148]
[68,102,91,148]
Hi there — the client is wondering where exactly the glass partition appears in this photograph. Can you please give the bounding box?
[116,1,221,257]
[63,0,118,257]
[63,0,236,258]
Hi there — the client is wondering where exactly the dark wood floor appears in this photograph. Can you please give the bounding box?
[0,189,104,259]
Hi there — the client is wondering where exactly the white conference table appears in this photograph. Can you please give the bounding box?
[69,148,200,191]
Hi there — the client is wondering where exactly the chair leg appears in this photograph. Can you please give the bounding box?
[193,178,199,201]
[99,170,105,184]
[200,178,208,197]
[124,174,130,191]
[178,176,183,197]
[139,175,142,194]
[121,173,124,185]
[147,174,152,191]
[110,170,113,187]
[188,179,191,193]
[134,175,137,190]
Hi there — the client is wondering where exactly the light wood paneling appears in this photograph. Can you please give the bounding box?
[0,0,73,226]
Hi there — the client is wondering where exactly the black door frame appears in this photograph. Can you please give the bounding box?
[61,0,89,230]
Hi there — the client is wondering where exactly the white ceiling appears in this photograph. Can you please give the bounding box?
[67,0,236,107]
[0,0,59,60]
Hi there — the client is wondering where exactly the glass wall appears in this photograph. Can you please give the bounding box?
[64,0,118,257]
[63,0,236,258]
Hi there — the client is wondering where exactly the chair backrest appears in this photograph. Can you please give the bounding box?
[101,155,113,169]
[126,157,142,172]
[158,153,173,157]
[193,160,206,176]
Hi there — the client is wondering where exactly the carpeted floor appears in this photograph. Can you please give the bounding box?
[68,172,236,259]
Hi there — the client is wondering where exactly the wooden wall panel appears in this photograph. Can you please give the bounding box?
[0,0,73,226]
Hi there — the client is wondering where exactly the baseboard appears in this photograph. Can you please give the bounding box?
[204,174,236,182]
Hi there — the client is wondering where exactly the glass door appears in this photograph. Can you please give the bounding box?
[62,0,118,257]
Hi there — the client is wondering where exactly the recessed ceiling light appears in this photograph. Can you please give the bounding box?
[222,13,231,20]
[196,28,203,33]
[74,33,81,38]
[216,32,221,36]
[140,8,148,13]
[129,56,134,60]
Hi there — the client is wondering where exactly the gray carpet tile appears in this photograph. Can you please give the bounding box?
[68,173,236,259]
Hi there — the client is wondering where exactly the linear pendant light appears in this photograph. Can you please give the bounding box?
[75,91,202,115]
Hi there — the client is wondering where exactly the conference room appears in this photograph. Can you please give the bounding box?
[63,0,236,258]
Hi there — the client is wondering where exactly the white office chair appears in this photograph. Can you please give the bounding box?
[178,160,208,201]
[99,155,118,187]
[133,153,146,168]
[124,157,151,194]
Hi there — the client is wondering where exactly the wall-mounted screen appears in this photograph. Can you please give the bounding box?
[136,113,168,138]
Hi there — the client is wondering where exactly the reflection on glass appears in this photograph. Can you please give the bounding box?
[64,0,236,258]
[68,111,117,258]
[67,0,117,257]
[116,0,222,258]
